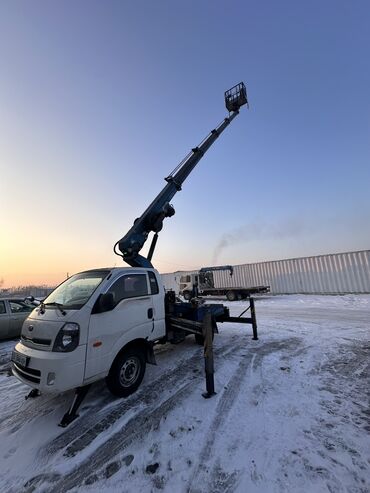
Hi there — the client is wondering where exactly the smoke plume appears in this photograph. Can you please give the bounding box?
[212,218,307,264]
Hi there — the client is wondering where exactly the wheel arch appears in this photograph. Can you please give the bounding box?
[110,338,156,371]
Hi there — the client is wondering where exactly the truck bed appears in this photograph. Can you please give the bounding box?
[201,286,270,294]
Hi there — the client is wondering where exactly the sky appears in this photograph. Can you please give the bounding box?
[0,0,369,288]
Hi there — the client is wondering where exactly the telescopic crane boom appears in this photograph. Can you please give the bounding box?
[114,82,248,268]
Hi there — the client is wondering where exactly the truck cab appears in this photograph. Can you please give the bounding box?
[179,274,198,300]
[12,268,166,396]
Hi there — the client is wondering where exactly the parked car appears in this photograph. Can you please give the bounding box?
[0,298,37,340]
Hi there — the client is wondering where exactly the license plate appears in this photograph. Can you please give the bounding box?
[11,350,29,368]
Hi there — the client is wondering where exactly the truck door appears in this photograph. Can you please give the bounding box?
[147,270,165,339]
[85,273,153,380]
[0,301,9,339]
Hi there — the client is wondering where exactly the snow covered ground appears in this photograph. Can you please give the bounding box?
[0,295,369,493]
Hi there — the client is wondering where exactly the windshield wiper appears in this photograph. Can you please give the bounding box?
[39,301,45,314]
[43,302,66,316]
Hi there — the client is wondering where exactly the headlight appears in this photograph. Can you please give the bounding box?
[53,323,80,352]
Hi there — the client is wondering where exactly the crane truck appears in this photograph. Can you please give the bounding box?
[11,83,258,426]
[179,265,270,301]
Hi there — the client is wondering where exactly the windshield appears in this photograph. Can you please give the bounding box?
[43,270,110,310]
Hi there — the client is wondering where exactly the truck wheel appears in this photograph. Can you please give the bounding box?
[226,290,237,302]
[183,291,192,301]
[106,346,146,397]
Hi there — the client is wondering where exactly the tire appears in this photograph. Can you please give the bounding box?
[183,291,192,301]
[106,346,146,397]
[226,290,237,302]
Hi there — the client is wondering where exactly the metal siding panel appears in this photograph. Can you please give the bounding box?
[282,261,289,293]
[339,254,349,293]
[330,255,340,293]
[302,257,311,293]
[275,260,283,294]
[312,257,323,293]
[283,260,289,293]
[262,262,269,289]
[278,260,287,294]
[246,264,253,286]
[360,250,370,291]
[318,256,327,293]
[161,250,370,295]
[309,257,316,293]
[325,256,334,293]
[346,253,355,291]
[267,261,276,293]
[256,262,263,287]
[268,261,276,293]
[357,251,366,291]
[366,251,370,291]
[266,262,274,292]
[340,254,351,292]
[243,264,251,287]
[350,252,360,291]
[251,262,258,287]
[353,251,366,292]
[293,259,301,292]
[296,258,303,292]
[356,251,367,291]
[286,259,294,293]
[334,254,344,293]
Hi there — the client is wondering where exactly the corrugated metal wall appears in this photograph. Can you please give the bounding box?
[161,250,370,294]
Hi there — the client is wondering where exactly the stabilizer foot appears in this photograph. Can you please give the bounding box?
[25,389,41,400]
[202,391,216,399]
[58,384,91,428]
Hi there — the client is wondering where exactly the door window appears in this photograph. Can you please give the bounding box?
[9,300,33,313]
[148,271,159,295]
[0,301,5,314]
[109,274,148,306]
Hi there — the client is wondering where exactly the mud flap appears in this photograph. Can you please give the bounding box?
[146,343,157,365]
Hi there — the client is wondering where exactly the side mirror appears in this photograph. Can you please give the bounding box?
[99,292,115,312]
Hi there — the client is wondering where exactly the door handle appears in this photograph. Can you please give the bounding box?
[147,308,153,319]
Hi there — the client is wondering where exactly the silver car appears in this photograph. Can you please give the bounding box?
[0,298,36,340]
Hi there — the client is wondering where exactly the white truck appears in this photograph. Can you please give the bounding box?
[12,268,165,397]
[11,83,256,426]
[179,266,270,301]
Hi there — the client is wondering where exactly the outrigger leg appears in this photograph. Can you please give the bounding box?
[25,388,41,400]
[202,311,216,399]
[59,384,91,428]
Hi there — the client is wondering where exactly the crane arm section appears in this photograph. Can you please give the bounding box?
[199,265,234,276]
[114,82,248,268]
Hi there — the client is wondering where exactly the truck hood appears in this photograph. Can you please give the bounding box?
[28,306,77,322]
[21,306,87,351]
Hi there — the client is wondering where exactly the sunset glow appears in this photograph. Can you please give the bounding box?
[1,1,369,289]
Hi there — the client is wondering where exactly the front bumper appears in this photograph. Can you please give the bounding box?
[12,342,86,393]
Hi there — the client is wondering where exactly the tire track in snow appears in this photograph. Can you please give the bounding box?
[44,335,243,457]
[187,352,256,493]
[17,337,250,492]
[42,341,248,493]
[187,337,302,493]
[48,381,195,493]
[0,339,16,373]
